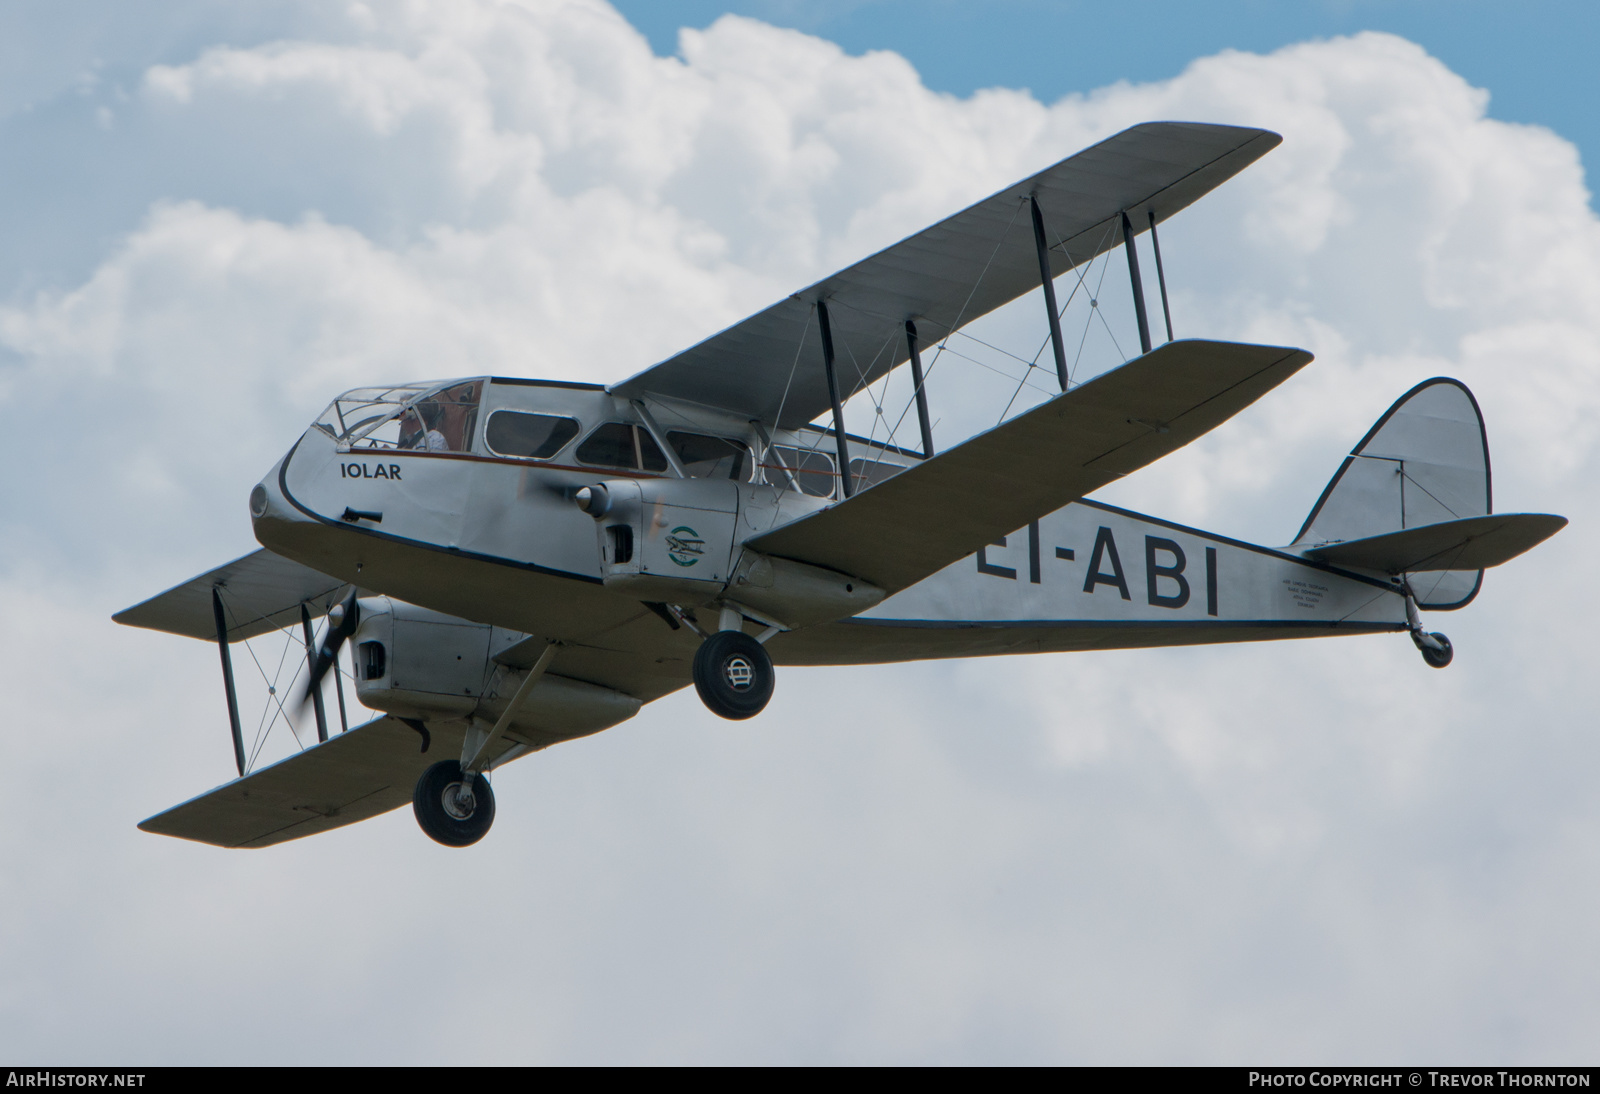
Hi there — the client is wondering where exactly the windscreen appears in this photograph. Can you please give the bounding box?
[314,380,483,453]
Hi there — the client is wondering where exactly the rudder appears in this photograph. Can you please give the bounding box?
[1293,378,1489,609]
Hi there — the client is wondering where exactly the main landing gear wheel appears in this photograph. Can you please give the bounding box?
[1416,631,1454,669]
[692,630,774,720]
[413,760,496,847]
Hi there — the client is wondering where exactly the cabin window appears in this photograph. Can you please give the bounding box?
[485,411,580,460]
[848,457,908,490]
[667,432,750,480]
[575,422,669,473]
[760,445,836,498]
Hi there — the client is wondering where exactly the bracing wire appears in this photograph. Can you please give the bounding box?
[835,197,1034,455]
[911,198,1030,397]
[929,342,1059,399]
[767,194,1147,482]
[762,304,815,464]
[213,587,328,772]
[1083,228,1127,362]
[239,624,303,771]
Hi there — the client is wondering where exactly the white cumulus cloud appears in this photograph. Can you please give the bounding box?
[0,1,1596,1064]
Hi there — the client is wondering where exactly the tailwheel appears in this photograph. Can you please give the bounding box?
[1403,583,1453,669]
[413,760,496,846]
[1415,631,1454,669]
[692,630,775,720]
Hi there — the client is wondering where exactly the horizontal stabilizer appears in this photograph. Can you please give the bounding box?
[748,339,1312,593]
[114,548,347,642]
[138,716,460,848]
[1305,513,1567,573]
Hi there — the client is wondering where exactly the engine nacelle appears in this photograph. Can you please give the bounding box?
[586,477,739,605]
[577,477,882,627]
[351,597,641,747]
[727,551,883,629]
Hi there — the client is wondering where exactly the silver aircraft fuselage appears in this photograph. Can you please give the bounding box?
[250,375,1407,704]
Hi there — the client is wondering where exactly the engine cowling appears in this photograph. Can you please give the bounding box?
[586,478,740,605]
[351,597,641,747]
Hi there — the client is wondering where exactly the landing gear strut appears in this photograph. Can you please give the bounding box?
[693,628,775,720]
[413,760,496,846]
[1404,583,1453,669]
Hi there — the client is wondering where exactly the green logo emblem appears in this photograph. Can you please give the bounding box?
[666,526,705,567]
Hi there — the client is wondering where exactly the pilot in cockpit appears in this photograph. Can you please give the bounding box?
[397,409,423,450]
[400,402,449,452]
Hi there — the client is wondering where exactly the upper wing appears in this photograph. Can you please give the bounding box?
[612,122,1280,429]
[113,548,348,642]
[1304,513,1567,573]
[746,339,1312,593]
[138,715,457,848]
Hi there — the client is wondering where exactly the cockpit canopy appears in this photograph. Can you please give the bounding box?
[314,380,482,453]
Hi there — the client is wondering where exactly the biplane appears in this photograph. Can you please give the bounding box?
[115,122,1566,849]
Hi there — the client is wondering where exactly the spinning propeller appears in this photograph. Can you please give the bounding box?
[301,587,360,707]
[534,480,584,502]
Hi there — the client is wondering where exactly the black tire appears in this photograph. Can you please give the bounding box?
[1420,632,1454,669]
[692,630,775,720]
[413,760,496,847]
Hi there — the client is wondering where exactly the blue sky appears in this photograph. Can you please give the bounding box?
[616,0,1600,193]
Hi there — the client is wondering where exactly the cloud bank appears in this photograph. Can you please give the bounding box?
[1,0,1596,1064]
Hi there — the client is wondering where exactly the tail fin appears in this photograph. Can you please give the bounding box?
[1293,378,1489,609]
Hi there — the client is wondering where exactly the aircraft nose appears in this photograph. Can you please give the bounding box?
[248,455,297,532]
